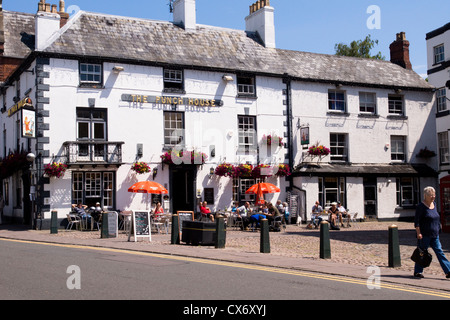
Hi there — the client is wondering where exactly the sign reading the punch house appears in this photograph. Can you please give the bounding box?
[121,94,223,107]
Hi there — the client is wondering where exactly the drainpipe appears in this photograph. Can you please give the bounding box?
[283,73,294,191]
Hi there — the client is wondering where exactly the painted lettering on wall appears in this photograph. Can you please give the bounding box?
[121,94,223,107]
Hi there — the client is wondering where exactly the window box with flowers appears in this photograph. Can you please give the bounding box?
[44,162,68,178]
[161,150,208,165]
[261,134,283,147]
[231,164,253,178]
[131,162,151,174]
[308,145,330,157]
[214,163,234,177]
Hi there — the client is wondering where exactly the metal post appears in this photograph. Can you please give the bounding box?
[101,212,109,238]
[50,210,58,234]
[215,215,226,249]
[320,221,331,259]
[171,214,180,245]
[260,219,270,253]
[388,224,401,268]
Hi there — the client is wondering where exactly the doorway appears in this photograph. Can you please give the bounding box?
[363,177,377,218]
[170,165,197,214]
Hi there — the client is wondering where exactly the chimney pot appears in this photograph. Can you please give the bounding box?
[390,32,412,70]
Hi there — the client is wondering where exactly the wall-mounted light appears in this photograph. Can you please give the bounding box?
[113,66,124,73]
[222,75,234,82]
[153,167,158,180]
[209,167,215,179]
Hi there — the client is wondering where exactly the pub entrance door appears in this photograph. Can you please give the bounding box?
[440,176,450,233]
[170,165,197,214]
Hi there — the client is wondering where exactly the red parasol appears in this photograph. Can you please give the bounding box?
[128,181,168,194]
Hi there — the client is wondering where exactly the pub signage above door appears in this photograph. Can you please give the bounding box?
[121,94,223,107]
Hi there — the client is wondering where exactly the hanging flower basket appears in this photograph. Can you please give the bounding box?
[308,145,330,157]
[417,147,437,158]
[161,150,208,165]
[44,162,68,178]
[275,164,291,177]
[261,134,283,147]
[131,162,151,174]
[252,164,274,179]
[214,163,234,177]
[231,164,253,178]
[0,151,29,179]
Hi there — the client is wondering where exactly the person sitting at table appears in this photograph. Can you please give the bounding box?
[236,202,252,230]
[200,201,214,222]
[154,202,164,218]
[328,202,340,230]
[337,201,351,228]
[72,202,93,228]
[91,202,103,223]
[309,201,323,229]
[245,213,266,230]
[266,202,281,225]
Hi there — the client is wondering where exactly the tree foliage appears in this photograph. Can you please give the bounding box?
[334,35,385,60]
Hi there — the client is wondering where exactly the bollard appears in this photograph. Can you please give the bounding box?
[101,212,109,239]
[320,221,331,259]
[215,215,226,249]
[50,210,58,234]
[171,214,180,245]
[388,224,401,268]
[260,219,270,253]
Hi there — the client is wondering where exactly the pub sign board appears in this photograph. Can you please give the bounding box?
[128,210,151,242]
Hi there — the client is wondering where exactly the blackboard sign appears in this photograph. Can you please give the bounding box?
[177,211,194,236]
[128,210,151,242]
[106,211,118,238]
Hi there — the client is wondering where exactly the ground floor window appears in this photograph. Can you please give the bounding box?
[396,177,418,207]
[72,171,115,209]
[232,177,262,203]
[318,177,346,207]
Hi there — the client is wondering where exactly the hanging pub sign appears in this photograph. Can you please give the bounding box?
[300,127,310,146]
[121,94,223,107]
[8,97,33,117]
[22,108,36,138]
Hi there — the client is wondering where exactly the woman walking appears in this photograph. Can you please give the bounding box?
[414,186,450,279]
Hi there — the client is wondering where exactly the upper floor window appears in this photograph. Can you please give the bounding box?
[438,131,449,164]
[164,111,185,148]
[163,69,184,93]
[328,90,346,112]
[238,115,257,151]
[434,44,445,64]
[80,63,102,85]
[437,87,447,112]
[237,75,256,97]
[330,133,348,162]
[388,95,404,115]
[391,135,406,162]
[359,92,377,114]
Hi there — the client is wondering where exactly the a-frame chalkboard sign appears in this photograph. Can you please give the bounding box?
[128,210,151,242]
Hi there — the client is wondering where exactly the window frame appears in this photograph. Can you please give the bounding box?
[330,133,348,162]
[437,87,447,113]
[391,135,406,162]
[434,44,445,64]
[237,75,256,98]
[438,131,449,165]
[79,62,103,87]
[396,177,419,208]
[72,171,116,210]
[328,89,347,113]
[388,95,405,116]
[238,115,257,152]
[163,111,185,149]
[359,92,377,115]
[163,68,185,93]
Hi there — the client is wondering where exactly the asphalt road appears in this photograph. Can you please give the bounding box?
[0,239,447,304]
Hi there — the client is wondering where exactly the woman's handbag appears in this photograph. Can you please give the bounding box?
[411,241,432,268]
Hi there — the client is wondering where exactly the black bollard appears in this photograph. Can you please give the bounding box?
[260,219,270,253]
[215,215,226,249]
[50,210,58,234]
[320,221,331,259]
[388,224,401,268]
[101,212,109,239]
[171,214,180,245]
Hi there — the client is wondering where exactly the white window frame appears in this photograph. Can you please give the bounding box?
[434,44,445,64]
[328,90,346,112]
[164,111,185,148]
[238,115,257,150]
[437,87,447,112]
[330,133,348,162]
[80,63,102,84]
[359,92,377,114]
[438,131,449,164]
[388,95,404,115]
[391,136,406,162]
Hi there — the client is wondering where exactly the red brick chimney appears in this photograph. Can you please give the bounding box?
[390,32,412,70]
[58,0,69,28]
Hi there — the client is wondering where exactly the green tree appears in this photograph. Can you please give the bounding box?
[334,35,385,60]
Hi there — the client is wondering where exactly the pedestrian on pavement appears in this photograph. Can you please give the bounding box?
[414,186,450,279]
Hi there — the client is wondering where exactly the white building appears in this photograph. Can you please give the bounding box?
[0,0,437,228]
[427,22,450,232]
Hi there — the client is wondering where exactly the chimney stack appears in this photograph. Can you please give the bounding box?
[172,0,196,31]
[390,32,412,70]
[36,0,61,51]
[58,0,69,28]
[245,0,276,48]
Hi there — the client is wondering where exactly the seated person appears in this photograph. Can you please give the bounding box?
[328,202,340,230]
[246,213,266,229]
[200,201,214,222]
[236,202,252,230]
[91,202,103,222]
[153,202,164,218]
[309,201,323,229]
[266,202,281,225]
[72,202,93,226]
[337,201,351,227]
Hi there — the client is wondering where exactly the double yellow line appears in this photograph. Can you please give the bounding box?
[2,238,450,299]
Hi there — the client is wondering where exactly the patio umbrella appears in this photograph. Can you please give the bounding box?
[128,181,168,194]
[245,182,280,205]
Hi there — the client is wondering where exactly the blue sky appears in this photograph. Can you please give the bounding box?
[5,0,450,78]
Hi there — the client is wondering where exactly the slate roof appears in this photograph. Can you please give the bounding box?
[5,10,433,91]
[3,11,35,58]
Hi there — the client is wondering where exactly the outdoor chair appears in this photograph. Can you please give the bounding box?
[66,214,81,230]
